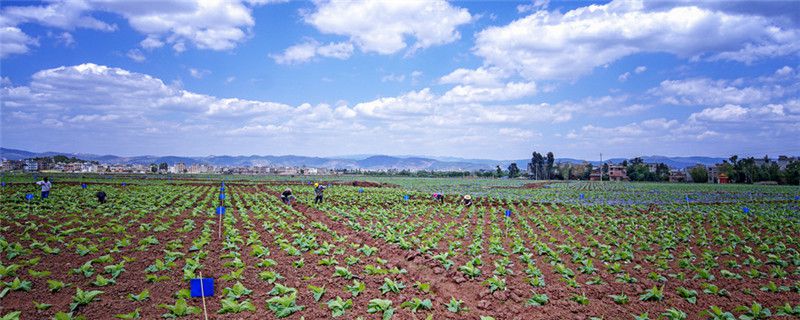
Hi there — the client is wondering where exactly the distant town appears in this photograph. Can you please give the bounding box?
[2,152,798,185]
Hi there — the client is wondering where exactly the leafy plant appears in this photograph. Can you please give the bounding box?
[639,286,664,301]
[446,297,466,313]
[367,298,395,320]
[735,302,771,320]
[346,280,366,297]
[217,298,256,314]
[700,306,735,320]
[160,298,200,318]
[266,292,304,318]
[379,278,406,294]
[572,293,589,305]
[676,287,697,304]
[527,292,549,306]
[307,284,326,302]
[128,289,150,302]
[326,296,353,317]
[609,293,628,304]
[114,308,141,319]
[70,287,103,311]
[483,276,507,292]
[400,297,432,312]
[48,279,67,292]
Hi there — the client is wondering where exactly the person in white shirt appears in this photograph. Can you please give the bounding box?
[36,177,52,199]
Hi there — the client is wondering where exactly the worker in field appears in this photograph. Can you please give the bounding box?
[35,177,52,199]
[314,183,326,204]
[281,188,295,205]
[96,191,107,204]
[461,194,473,207]
[433,193,444,204]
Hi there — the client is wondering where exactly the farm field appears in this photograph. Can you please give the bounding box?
[1,174,799,319]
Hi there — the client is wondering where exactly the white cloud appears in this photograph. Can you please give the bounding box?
[304,0,471,54]
[140,35,164,49]
[473,0,800,80]
[0,27,38,58]
[0,0,268,57]
[775,66,793,76]
[517,0,549,13]
[618,72,630,82]
[650,78,786,106]
[499,128,538,140]
[0,77,11,86]
[189,68,210,79]
[381,74,405,83]
[126,49,145,62]
[634,66,647,74]
[271,40,353,64]
[440,81,537,103]
[439,67,506,87]
[52,32,76,47]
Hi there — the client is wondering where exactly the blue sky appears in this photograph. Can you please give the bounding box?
[1,0,799,160]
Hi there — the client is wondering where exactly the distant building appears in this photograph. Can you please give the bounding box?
[669,170,686,183]
[608,165,629,181]
[172,162,186,173]
[24,159,38,172]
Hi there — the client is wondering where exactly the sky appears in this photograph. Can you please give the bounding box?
[1,0,799,160]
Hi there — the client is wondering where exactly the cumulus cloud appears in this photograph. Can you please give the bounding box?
[271,40,354,64]
[649,78,789,106]
[472,0,800,80]
[0,27,38,58]
[0,0,270,58]
[126,49,145,62]
[304,0,471,55]
[439,67,506,87]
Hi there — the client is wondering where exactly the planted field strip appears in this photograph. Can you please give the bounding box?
[1,178,799,319]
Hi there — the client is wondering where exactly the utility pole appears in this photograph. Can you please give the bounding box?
[600,153,603,182]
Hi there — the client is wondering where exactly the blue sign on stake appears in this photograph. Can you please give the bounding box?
[505,209,512,217]
[25,193,34,201]
[743,207,750,214]
[403,195,409,201]
[190,278,215,297]
[579,194,585,200]
[1,182,5,187]
[81,183,87,189]
[121,182,126,187]
[358,188,364,194]
[220,186,225,191]
[219,194,225,200]
[216,206,226,215]
[685,195,690,202]
[795,196,799,201]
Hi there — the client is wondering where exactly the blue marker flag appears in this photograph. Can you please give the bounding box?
[220,187,225,191]
[795,196,800,201]
[25,193,34,200]
[1,182,5,187]
[685,195,689,202]
[358,188,364,193]
[403,195,409,201]
[216,206,226,215]
[505,209,512,217]
[579,193,585,200]
[219,194,225,200]
[81,183,87,189]
[121,182,126,187]
[190,278,215,297]
[743,207,750,214]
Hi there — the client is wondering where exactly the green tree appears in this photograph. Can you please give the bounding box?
[495,165,504,178]
[508,163,520,178]
[689,166,708,183]
[158,162,168,172]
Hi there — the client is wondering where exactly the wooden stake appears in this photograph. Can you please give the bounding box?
[198,271,208,320]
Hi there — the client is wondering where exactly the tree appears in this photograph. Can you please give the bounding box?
[785,160,800,185]
[150,163,158,173]
[159,162,168,172]
[689,166,708,183]
[508,163,520,178]
[545,152,555,180]
[495,165,504,178]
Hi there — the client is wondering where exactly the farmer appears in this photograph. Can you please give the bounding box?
[433,193,444,204]
[461,195,473,207]
[314,183,326,204]
[35,177,52,199]
[95,191,107,204]
[281,188,294,205]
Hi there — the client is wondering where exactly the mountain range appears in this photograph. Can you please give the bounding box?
[0,147,728,170]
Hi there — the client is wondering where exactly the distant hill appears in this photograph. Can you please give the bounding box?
[1,147,732,170]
